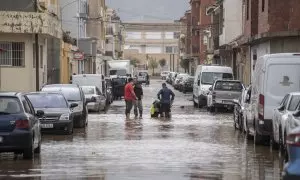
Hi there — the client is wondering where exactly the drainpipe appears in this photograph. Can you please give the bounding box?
[35,0,40,91]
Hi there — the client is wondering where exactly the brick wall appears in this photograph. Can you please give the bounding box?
[190,0,200,56]
[243,0,258,37]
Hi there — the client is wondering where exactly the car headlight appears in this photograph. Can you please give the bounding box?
[59,113,70,121]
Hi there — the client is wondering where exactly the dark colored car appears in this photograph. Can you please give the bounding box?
[179,76,194,93]
[112,77,127,100]
[282,126,300,180]
[0,92,44,159]
[41,84,88,128]
[26,92,78,135]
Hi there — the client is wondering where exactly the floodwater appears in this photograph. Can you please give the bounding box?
[0,80,284,180]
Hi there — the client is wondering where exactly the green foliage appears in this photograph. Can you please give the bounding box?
[149,58,158,75]
[130,57,140,67]
[158,58,167,67]
[180,58,189,71]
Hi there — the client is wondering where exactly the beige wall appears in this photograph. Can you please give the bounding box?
[0,33,47,92]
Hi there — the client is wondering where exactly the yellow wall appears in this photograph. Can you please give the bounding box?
[60,41,71,84]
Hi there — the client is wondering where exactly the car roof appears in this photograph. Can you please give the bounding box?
[25,92,64,96]
[43,84,78,88]
[0,92,21,97]
[289,92,300,96]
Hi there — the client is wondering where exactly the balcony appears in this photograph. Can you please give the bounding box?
[0,11,62,38]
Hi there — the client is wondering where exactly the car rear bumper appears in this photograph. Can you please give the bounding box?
[87,102,99,111]
[283,162,300,180]
[256,119,273,136]
[41,120,73,132]
[0,130,32,152]
[198,94,207,106]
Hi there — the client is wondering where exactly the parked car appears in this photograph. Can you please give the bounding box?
[160,71,170,80]
[282,126,300,180]
[193,65,233,108]
[232,86,250,131]
[26,92,77,135]
[136,70,149,85]
[166,72,175,84]
[81,86,107,112]
[247,53,300,145]
[174,73,189,89]
[0,92,44,159]
[272,93,300,150]
[112,77,128,100]
[179,76,194,93]
[207,80,244,112]
[41,84,88,128]
[171,72,178,86]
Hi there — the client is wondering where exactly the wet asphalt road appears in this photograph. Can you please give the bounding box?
[0,79,284,180]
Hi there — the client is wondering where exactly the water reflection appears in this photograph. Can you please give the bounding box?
[125,119,143,140]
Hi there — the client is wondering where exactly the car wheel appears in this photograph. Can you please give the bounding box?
[254,127,264,145]
[271,135,279,150]
[23,139,34,159]
[233,108,238,129]
[209,106,215,113]
[66,122,74,135]
[34,142,41,154]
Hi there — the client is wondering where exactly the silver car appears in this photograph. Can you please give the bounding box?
[272,92,300,150]
[207,80,244,112]
[81,86,107,112]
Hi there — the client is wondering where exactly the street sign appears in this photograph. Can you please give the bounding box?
[73,52,84,60]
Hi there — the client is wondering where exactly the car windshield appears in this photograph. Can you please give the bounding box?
[110,69,126,76]
[42,87,81,101]
[112,78,127,85]
[139,72,148,76]
[288,95,300,111]
[27,94,68,108]
[81,86,95,95]
[214,81,243,91]
[201,72,233,85]
[0,97,22,114]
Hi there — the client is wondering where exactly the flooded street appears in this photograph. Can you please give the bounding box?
[0,80,284,180]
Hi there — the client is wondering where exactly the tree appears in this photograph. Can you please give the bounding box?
[148,58,158,75]
[158,58,167,68]
[130,57,140,67]
[180,58,189,73]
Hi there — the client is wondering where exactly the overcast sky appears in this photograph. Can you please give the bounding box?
[106,0,190,21]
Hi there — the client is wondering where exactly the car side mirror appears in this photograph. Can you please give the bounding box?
[36,110,44,117]
[197,80,200,86]
[209,87,212,91]
[70,103,78,108]
[278,105,285,111]
[91,96,97,102]
[232,99,239,105]
[293,110,300,117]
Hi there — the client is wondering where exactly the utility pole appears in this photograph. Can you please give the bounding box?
[169,54,172,71]
[77,0,81,74]
[172,54,175,72]
[34,0,40,91]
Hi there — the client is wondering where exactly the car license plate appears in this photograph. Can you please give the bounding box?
[0,136,3,143]
[41,124,53,129]
[223,100,232,104]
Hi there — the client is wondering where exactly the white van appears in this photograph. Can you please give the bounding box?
[72,74,106,94]
[247,53,300,144]
[193,65,233,108]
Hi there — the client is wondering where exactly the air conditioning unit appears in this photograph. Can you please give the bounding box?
[203,36,208,45]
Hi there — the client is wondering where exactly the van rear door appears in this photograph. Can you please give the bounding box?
[265,63,300,120]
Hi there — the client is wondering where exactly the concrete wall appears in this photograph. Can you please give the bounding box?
[250,41,270,79]
[0,33,47,92]
[219,0,243,46]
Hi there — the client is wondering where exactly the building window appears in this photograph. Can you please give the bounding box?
[246,0,250,20]
[165,46,173,53]
[262,0,265,12]
[0,42,24,67]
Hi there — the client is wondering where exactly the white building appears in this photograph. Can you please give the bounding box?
[0,1,62,92]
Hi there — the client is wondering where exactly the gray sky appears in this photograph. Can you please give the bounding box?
[106,0,189,21]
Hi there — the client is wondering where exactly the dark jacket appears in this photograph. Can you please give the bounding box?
[157,87,175,104]
[134,83,143,100]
